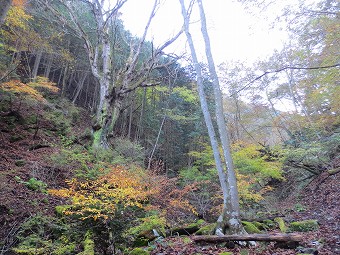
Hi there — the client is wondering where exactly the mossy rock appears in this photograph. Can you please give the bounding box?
[129,248,150,255]
[219,252,233,255]
[187,219,205,228]
[252,221,266,230]
[274,217,287,233]
[262,219,275,229]
[195,223,216,235]
[133,237,149,247]
[242,221,262,234]
[289,220,319,232]
[170,220,205,236]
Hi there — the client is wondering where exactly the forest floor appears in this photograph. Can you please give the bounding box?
[0,100,339,255]
[149,172,339,255]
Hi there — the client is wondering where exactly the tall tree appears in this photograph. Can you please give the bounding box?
[179,0,244,235]
[37,0,182,149]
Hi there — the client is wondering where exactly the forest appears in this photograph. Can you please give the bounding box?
[0,0,339,254]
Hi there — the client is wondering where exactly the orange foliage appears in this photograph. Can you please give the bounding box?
[49,165,196,223]
[49,166,151,221]
[12,0,26,6]
[146,173,197,223]
[0,77,59,102]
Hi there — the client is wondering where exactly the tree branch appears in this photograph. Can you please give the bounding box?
[231,63,340,97]
[117,82,161,95]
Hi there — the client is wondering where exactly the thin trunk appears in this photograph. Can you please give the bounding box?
[197,0,243,234]
[61,64,69,97]
[127,93,135,139]
[44,54,53,78]
[179,0,231,235]
[32,50,43,81]
[72,72,88,104]
[135,87,147,142]
[148,116,166,170]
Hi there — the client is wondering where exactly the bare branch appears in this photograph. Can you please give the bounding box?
[231,63,340,97]
[117,82,161,95]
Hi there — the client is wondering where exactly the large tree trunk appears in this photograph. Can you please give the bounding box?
[196,0,244,235]
[93,95,122,149]
[0,0,12,25]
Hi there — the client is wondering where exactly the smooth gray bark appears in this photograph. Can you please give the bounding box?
[32,50,43,81]
[179,0,231,235]
[72,72,88,104]
[196,0,244,234]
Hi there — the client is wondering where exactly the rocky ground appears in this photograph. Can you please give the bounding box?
[148,172,339,255]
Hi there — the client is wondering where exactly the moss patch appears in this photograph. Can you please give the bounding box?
[129,248,150,255]
[242,221,262,234]
[262,219,275,229]
[195,223,216,235]
[289,220,319,232]
[274,217,287,233]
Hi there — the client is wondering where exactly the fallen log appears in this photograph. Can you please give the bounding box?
[192,233,302,243]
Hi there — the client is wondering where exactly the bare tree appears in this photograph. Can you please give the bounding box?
[37,0,182,148]
[179,0,245,235]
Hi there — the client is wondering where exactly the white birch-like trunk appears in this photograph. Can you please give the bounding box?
[179,0,232,235]
[196,0,244,234]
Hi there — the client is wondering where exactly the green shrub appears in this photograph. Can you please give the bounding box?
[15,176,47,193]
[55,205,72,217]
[13,215,77,255]
[112,137,145,165]
[78,231,94,255]
[294,203,306,212]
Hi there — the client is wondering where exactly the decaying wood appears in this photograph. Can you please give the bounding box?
[192,233,302,243]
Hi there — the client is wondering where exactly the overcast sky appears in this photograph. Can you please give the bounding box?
[120,0,289,65]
